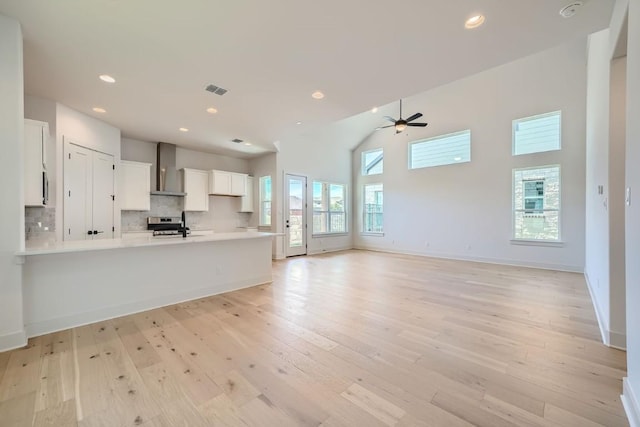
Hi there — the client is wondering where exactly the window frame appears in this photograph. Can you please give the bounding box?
[512,110,562,156]
[408,129,471,170]
[312,181,347,236]
[512,165,561,243]
[362,148,384,176]
[362,183,384,235]
[258,175,272,227]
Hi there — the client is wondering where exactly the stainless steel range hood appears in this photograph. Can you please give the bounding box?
[151,142,187,196]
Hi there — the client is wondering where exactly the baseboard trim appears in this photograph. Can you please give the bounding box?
[308,246,353,256]
[583,272,627,349]
[25,275,272,339]
[623,378,640,427]
[355,245,583,273]
[584,271,610,346]
[0,329,27,353]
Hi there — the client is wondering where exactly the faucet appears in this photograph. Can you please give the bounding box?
[181,210,187,238]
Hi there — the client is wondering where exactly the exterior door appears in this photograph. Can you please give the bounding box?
[285,174,307,257]
[64,142,114,241]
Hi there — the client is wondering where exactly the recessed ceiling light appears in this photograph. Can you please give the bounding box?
[296,121,302,125]
[244,142,252,146]
[206,107,218,114]
[179,127,189,132]
[99,74,116,83]
[371,107,378,113]
[465,14,485,29]
[92,107,106,113]
[311,91,325,100]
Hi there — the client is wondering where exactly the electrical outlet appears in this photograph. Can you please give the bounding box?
[626,187,632,206]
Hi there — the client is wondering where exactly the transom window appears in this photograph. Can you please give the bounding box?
[313,182,346,235]
[513,111,561,155]
[362,148,383,175]
[409,130,471,169]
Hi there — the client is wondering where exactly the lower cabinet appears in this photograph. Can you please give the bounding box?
[182,168,209,211]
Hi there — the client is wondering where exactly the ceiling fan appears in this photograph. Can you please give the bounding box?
[376,99,428,134]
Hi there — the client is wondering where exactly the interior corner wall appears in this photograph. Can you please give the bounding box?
[0,14,26,351]
[609,56,627,348]
[353,39,587,272]
[277,133,353,257]
[585,29,613,343]
[24,95,57,208]
[624,0,640,424]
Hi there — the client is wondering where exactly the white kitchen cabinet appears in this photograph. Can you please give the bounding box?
[182,168,209,211]
[239,176,254,212]
[119,160,151,211]
[208,170,247,196]
[64,142,115,241]
[230,173,247,196]
[24,119,49,206]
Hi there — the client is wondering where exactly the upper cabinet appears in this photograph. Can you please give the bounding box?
[24,119,49,206]
[239,176,254,213]
[182,168,209,211]
[208,170,247,196]
[119,160,151,211]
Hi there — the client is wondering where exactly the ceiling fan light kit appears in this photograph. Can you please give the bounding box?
[377,99,428,134]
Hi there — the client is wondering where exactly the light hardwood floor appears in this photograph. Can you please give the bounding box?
[0,250,629,426]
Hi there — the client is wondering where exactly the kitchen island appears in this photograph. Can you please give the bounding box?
[17,232,276,338]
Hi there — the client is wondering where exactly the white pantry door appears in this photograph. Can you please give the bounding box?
[64,142,114,241]
[285,173,307,257]
[91,152,115,239]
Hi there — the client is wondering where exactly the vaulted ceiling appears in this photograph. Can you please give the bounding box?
[0,0,615,157]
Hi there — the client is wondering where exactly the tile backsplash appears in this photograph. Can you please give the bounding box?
[25,206,56,242]
[121,194,249,232]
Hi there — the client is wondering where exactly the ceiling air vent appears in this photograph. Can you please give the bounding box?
[559,1,583,18]
[231,138,243,143]
[205,84,228,96]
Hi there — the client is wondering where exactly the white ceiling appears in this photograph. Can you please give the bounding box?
[0,0,614,158]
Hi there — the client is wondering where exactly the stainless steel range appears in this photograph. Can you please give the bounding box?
[147,216,190,236]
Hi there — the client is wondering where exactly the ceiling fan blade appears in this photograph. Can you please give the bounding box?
[405,112,423,122]
[376,124,395,130]
[407,122,428,127]
[383,116,397,123]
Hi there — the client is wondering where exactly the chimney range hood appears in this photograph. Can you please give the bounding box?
[151,142,187,196]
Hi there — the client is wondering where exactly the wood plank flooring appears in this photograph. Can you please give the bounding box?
[0,250,629,426]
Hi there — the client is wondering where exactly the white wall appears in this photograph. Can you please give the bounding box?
[249,153,278,257]
[277,129,353,258]
[623,0,640,424]
[609,56,627,347]
[0,14,26,351]
[55,103,122,240]
[585,29,614,343]
[353,40,587,272]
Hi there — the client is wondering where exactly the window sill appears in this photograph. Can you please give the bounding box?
[312,233,349,238]
[510,239,564,248]
[361,232,384,237]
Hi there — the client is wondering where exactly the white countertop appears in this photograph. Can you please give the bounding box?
[18,231,278,256]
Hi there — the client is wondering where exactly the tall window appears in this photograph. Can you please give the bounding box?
[363,184,383,233]
[513,111,561,155]
[513,166,560,241]
[313,182,346,234]
[259,176,272,226]
[362,148,383,175]
[409,130,471,169]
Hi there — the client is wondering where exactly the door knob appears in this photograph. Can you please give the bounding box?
[87,230,94,235]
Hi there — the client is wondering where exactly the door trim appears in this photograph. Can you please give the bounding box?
[284,173,307,257]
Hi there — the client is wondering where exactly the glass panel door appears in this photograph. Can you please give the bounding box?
[285,174,307,257]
